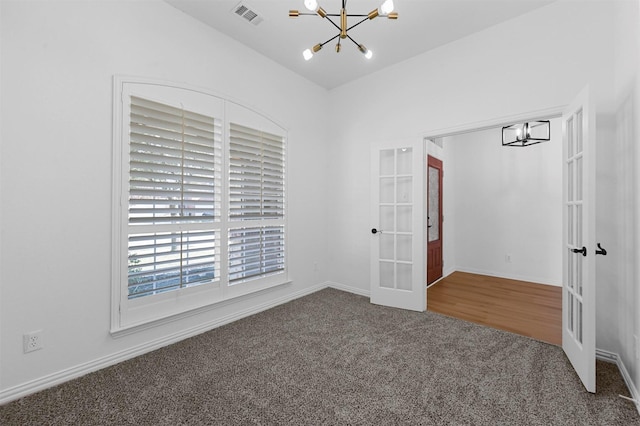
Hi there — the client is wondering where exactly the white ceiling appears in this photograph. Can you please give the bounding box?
[166,0,555,90]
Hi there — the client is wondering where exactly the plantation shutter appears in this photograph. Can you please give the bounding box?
[127,96,222,298]
[228,123,285,283]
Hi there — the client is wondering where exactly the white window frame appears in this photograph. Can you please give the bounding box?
[111,77,289,334]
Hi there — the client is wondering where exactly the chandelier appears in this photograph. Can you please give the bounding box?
[289,0,398,60]
[502,121,551,147]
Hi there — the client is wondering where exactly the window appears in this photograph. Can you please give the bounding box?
[128,96,222,299]
[228,123,285,284]
[112,79,287,332]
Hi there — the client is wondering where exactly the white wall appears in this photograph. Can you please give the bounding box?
[0,0,330,399]
[610,0,640,401]
[444,120,563,286]
[327,0,614,293]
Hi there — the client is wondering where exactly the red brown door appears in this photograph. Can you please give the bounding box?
[427,155,443,285]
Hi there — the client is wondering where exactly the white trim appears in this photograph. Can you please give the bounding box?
[454,267,562,287]
[327,281,370,297]
[111,280,292,338]
[421,106,564,139]
[596,349,640,415]
[0,281,330,405]
[426,276,446,289]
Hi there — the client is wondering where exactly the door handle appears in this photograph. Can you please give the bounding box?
[371,228,382,234]
[572,246,587,257]
[428,216,432,228]
[596,243,607,256]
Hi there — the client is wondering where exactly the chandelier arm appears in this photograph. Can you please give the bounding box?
[345,34,361,48]
[320,33,341,47]
[322,16,343,33]
[346,16,370,32]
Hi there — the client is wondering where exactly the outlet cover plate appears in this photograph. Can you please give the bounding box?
[23,330,43,353]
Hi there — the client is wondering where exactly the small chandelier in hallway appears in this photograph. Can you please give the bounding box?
[502,120,551,147]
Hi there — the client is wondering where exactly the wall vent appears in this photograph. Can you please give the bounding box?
[232,2,264,26]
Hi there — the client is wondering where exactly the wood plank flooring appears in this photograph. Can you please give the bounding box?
[427,271,562,345]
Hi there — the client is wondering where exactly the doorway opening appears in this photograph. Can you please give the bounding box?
[424,116,563,342]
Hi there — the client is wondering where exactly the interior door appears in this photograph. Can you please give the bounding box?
[427,156,443,285]
[562,86,596,393]
[370,139,425,311]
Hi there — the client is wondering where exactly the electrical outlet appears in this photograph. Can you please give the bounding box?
[505,254,512,263]
[23,330,43,353]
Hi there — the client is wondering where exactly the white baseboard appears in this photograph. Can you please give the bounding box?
[454,267,561,287]
[326,281,370,297]
[596,348,640,415]
[0,281,330,405]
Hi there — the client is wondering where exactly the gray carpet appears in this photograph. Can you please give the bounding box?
[1,288,638,425]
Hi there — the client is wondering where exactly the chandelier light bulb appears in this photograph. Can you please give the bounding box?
[304,0,318,12]
[379,0,394,15]
[358,44,373,59]
[303,49,313,60]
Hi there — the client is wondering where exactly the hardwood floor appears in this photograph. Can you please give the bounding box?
[427,271,562,345]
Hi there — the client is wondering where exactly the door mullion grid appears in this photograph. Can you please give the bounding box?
[393,150,398,290]
[566,112,585,347]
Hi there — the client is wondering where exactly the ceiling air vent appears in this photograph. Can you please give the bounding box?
[232,2,264,26]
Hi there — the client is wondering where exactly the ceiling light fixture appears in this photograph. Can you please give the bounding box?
[502,120,551,147]
[289,0,397,61]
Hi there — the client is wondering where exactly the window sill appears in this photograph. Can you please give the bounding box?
[110,279,292,338]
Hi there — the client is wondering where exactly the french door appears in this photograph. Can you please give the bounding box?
[370,138,425,311]
[562,86,596,393]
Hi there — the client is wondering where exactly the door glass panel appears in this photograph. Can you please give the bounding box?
[396,148,412,174]
[568,162,574,202]
[577,255,583,296]
[576,300,583,344]
[396,206,412,232]
[567,251,574,289]
[397,235,412,261]
[568,205,574,245]
[576,205,583,247]
[428,166,439,242]
[576,157,583,202]
[576,110,583,154]
[380,149,395,175]
[396,177,412,203]
[380,261,394,289]
[397,263,412,290]
[380,206,394,232]
[380,234,394,260]
[380,178,395,203]
[568,292,574,333]
[567,117,574,158]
